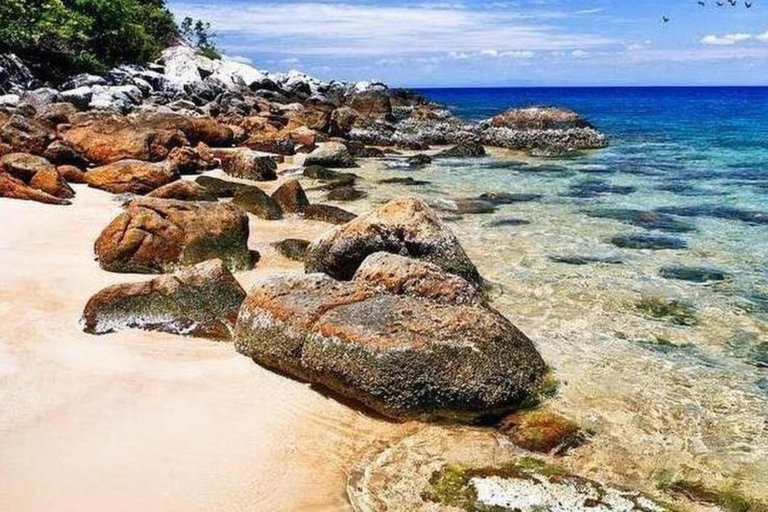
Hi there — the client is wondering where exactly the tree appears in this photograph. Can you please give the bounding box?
[180,16,221,60]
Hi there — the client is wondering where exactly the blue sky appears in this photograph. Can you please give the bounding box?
[168,0,768,87]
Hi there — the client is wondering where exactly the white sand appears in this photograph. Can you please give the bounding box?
[0,179,404,512]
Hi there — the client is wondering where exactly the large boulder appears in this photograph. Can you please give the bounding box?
[271,179,309,213]
[346,90,393,121]
[0,152,56,182]
[0,172,70,205]
[147,180,217,201]
[1,115,55,155]
[488,106,591,130]
[29,168,75,199]
[85,159,179,195]
[234,258,545,419]
[303,142,357,168]
[303,204,357,225]
[81,259,246,340]
[138,113,235,147]
[220,150,278,181]
[436,141,486,158]
[61,117,188,165]
[232,187,283,220]
[43,140,89,167]
[305,197,482,286]
[94,198,254,273]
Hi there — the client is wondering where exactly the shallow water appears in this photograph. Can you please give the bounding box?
[344,87,768,497]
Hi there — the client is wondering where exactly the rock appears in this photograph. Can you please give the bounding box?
[233,186,283,220]
[21,87,60,110]
[585,208,696,233]
[657,205,768,226]
[234,270,545,419]
[60,87,94,110]
[0,172,70,205]
[354,252,479,305]
[43,140,89,167]
[484,217,531,228]
[306,173,357,190]
[57,165,86,184]
[271,179,309,213]
[36,102,78,125]
[1,115,55,155]
[305,197,482,286]
[407,154,432,167]
[327,186,367,202]
[147,180,217,201]
[549,254,623,265]
[377,177,431,186]
[29,168,75,199]
[489,107,591,130]
[611,234,688,250]
[659,266,727,283]
[437,141,486,158]
[303,165,341,180]
[565,180,636,198]
[0,94,20,107]
[81,259,246,340]
[0,152,56,182]
[221,150,278,181]
[94,198,254,274]
[478,192,543,204]
[346,90,393,121]
[453,198,497,215]
[139,113,235,147]
[85,159,179,195]
[272,238,311,261]
[246,138,296,156]
[61,117,188,164]
[165,145,212,175]
[303,204,357,225]
[304,142,357,168]
[195,175,248,198]
[499,409,583,454]
[328,106,358,136]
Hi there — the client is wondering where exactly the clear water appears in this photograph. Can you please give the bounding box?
[346,87,768,495]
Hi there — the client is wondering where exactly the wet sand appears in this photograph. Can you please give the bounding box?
[0,174,407,512]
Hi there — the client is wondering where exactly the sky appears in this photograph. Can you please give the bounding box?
[168,0,768,87]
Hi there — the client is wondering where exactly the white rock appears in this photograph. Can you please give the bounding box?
[0,94,21,107]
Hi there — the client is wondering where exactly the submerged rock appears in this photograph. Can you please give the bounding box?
[81,259,246,340]
[436,141,486,158]
[659,265,727,283]
[303,204,357,225]
[549,254,623,265]
[327,186,367,202]
[272,238,311,261]
[565,180,636,198]
[479,192,543,204]
[407,153,432,167]
[94,198,253,273]
[498,409,584,454]
[377,177,431,186]
[484,217,532,228]
[232,187,283,220]
[234,259,545,419]
[271,179,309,213]
[304,197,482,286]
[657,204,768,226]
[611,234,688,250]
[453,198,498,214]
[586,208,696,233]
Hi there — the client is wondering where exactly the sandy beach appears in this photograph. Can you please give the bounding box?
[0,173,409,512]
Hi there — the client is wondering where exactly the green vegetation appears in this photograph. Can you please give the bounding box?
[635,296,697,326]
[0,1,220,80]
[658,479,768,512]
[179,17,220,60]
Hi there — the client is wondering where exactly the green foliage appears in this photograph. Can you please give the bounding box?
[0,0,180,79]
[180,16,221,60]
[659,479,768,512]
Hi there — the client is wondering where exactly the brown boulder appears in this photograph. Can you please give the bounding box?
[165,145,214,174]
[0,172,70,205]
[220,150,278,181]
[303,204,357,225]
[147,180,217,201]
[29,168,75,199]
[234,264,545,419]
[81,259,247,340]
[346,90,393,121]
[94,198,254,274]
[61,117,188,165]
[328,106,358,136]
[0,115,55,155]
[303,142,357,168]
[271,179,309,213]
[57,165,87,184]
[85,159,179,195]
[37,102,78,125]
[232,187,283,220]
[304,197,482,286]
[43,140,89,167]
[489,107,591,130]
[139,113,235,147]
[0,152,56,182]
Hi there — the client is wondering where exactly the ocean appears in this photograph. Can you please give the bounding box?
[349,86,768,493]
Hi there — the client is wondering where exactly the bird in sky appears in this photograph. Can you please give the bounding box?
[662,15,670,22]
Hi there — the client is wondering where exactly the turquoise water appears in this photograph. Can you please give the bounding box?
[346,87,768,493]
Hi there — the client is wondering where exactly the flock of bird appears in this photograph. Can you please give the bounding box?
[662,0,755,22]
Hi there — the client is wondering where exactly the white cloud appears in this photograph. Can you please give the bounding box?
[571,50,588,58]
[701,33,753,46]
[757,32,768,42]
[172,1,614,57]
[481,49,499,57]
[282,57,300,64]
